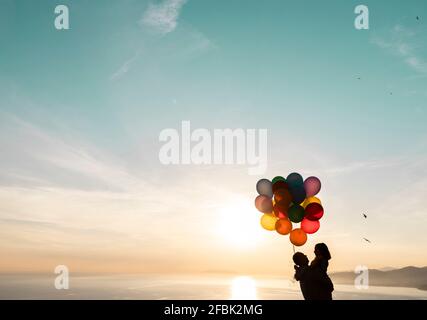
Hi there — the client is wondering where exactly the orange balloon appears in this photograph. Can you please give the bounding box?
[275,219,292,235]
[290,228,307,246]
[274,189,292,205]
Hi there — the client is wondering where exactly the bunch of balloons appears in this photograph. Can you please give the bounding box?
[255,173,324,246]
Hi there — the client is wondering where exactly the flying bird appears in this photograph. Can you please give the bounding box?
[362,213,367,219]
[363,238,371,243]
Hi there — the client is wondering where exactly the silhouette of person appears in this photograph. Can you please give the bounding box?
[310,243,334,300]
[311,243,331,272]
[293,252,313,300]
[293,243,334,300]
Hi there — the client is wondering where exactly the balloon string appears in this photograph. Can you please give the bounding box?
[293,245,295,254]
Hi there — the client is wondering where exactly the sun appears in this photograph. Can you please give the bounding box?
[216,198,265,249]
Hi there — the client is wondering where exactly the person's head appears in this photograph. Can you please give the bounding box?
[293,252,309,266]
[314,243,331,260]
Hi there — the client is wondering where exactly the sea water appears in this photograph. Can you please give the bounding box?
[0,273,426,300]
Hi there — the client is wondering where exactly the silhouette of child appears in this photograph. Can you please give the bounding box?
[293,252,312,300]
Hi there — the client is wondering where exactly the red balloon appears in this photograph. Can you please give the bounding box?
[301,218,320,234]
[255,195,273,213]
[305,203,324,221]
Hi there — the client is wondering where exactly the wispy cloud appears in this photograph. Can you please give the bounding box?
[0,115,142,192]
[372,24,427,74]
[140,0,187,34]
[110,50,141,81]
[323,158,405,176]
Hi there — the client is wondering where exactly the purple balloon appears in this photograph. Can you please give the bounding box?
[304,176,321,197]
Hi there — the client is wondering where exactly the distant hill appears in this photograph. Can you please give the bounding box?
[330,266,427,291]
[377,267,397,272]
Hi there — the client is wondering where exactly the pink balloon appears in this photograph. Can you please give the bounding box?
[301,218,320,234]
[255,195,273,213]
[304,176,321,197]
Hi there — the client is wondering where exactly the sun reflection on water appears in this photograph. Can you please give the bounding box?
[230,276,257,300]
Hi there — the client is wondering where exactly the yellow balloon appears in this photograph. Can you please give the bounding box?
[302,196,322,209]
[260,213,277,231]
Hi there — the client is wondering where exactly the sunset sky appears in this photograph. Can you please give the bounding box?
[0,0,426,276]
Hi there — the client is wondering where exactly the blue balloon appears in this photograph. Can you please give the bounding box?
[289,185,306,204]
[287,172,304,189]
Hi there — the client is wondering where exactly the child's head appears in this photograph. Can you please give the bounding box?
[314,243,331,260]
[293,252,309,266]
